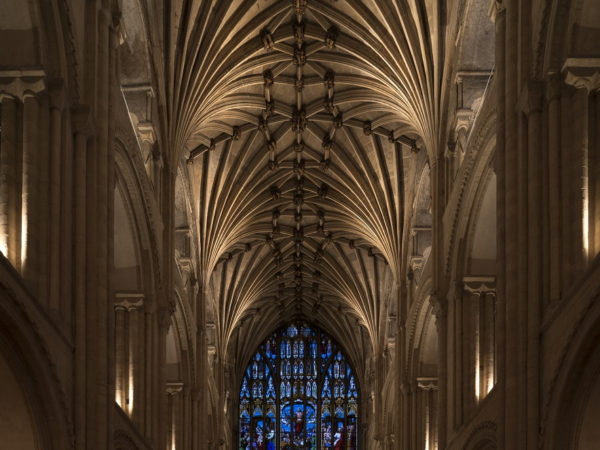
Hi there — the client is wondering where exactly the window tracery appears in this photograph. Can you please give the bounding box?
[239,323,358,449]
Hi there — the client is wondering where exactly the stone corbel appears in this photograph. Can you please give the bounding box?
[455,108,473,134]
[417,376,438,391]
[166,381,184,396]
[114,292,145,310]
[137,121,156,145]
[562,58,600,92]
[0,69,46,99]
[462,275,496,294]
[488,0,505,23]
[445,141,457,160]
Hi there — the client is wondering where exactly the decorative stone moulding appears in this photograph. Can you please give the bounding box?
[562,58,600,91]
[114,292,145,310]
[0,69,46,98]
[462,275,496,294]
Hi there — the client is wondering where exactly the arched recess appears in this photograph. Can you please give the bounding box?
[113,179,143,291]
[446,130,497,420]
[543,294,600,450]
[118,0,162,186]
[0,0,76,89]
[407,162,433,287]
[465,170,497,277]
[542,0,600,75]
[407,293,439,450]
[461,166,497,402]
[0,287,72,450]
[114,142,157,288]
[112,139,161,426]
[464,421,498,450]
[165,307,188,450]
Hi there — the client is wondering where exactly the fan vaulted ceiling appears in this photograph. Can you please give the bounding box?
[164,0,444,366]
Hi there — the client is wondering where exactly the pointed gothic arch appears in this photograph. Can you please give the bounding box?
[238,321,360,450]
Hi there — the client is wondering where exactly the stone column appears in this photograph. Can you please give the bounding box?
[114,294,144,417]
[432,296,447,448]
[463,276,497,405]
[144,309,154,437]
[493,3,507,448]
[72,105,93,450]
[484,291,497,392]
[524,81,543,448]
[48,81,65,314]
[452,282,464,427]
[418,378,438,450]
[129,303,141,422]
[114,304,128,409]
[21,93,39,287]
[166,382,184,450]
[0,95,18,262]
[159,307,174,448]
[563,59,600,265]
[470,291,481,405]
[595,92,600,257]
[546,74,562,303]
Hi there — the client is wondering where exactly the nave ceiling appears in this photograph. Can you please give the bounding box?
[150,0,450,369]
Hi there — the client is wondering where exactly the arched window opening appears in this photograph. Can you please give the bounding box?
[239,322,359,449]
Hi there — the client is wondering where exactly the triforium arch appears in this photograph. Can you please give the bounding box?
[237,321,360,450]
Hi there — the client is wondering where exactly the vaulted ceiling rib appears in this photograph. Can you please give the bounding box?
[162,0,441,363]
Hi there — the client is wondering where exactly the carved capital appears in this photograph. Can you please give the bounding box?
[488,0,505,23]
[562,58,600,91]
[463,275,496,294]
[0,69,46,99]
[166,381,184,396]
[455,108,473,134]
[417,376,439,391]
[114,292,144,310]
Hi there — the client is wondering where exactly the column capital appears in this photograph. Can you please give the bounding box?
[488,0,505,23]
[562,58,600,91]
[166,381,184,396]
[0,69,46,99]
[417,376,439,391]
[462,275,496,294]
[114,292,144,310]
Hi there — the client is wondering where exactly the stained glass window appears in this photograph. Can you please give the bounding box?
[239,322,359,449]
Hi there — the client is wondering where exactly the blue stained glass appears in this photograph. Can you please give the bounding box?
[238,322,359,449]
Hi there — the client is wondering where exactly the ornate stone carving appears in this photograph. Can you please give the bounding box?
[562,58,600,91]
